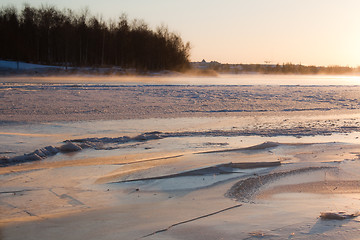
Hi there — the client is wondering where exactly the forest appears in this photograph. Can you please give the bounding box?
[0,5,191,71]
[197,61,358,75]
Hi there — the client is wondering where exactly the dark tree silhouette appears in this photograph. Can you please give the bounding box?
[0,5,191,71]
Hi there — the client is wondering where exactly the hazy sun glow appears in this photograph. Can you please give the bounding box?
[2,0,360,66]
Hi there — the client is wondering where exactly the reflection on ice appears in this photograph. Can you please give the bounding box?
[2,76,360,240]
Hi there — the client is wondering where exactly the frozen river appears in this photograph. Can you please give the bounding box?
[1,74,360,240]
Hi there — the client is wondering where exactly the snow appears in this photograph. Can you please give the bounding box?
[1,75,360,240]
[0,60,62,70]
[0,83,360,122]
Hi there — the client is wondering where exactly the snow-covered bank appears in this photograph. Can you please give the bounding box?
[0,60,177,77]
[0,60,63,71]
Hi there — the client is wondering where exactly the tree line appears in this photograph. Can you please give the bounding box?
[200,61,356,75]
[0,5,191,71]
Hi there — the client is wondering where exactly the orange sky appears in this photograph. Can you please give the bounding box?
[4,0,360,66]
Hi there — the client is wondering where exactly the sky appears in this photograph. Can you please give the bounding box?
[2,0,360,66]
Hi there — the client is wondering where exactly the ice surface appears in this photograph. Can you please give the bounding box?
[1,75,360,240]
[1,83,360,122]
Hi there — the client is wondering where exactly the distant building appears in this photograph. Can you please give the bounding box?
[191,59,221,70]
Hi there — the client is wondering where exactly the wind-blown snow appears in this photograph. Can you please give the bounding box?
[1,84,360,122]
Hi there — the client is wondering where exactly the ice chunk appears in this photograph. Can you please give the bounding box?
[59,142,82,152]
[320,212,360,220]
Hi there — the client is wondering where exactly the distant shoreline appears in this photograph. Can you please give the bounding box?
[1,60,359,77]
